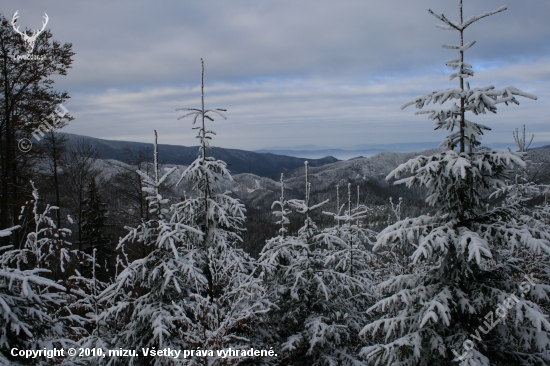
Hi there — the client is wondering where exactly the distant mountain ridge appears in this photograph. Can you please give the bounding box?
[197,146,550,207]
[83,133,550,210]
[255,142,442,159]
[92,148,441,209]
[256,141,550,160]
[58,133,339,180]
[259,142,443,151]
[58,133,550,185]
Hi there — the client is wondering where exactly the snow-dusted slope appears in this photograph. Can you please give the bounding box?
[94,146,550,208]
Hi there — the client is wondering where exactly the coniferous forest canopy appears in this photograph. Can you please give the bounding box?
[1,1,550,365]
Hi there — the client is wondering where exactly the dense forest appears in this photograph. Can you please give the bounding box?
[1,1,550,365]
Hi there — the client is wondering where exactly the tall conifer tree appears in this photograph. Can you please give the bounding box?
[361,2,550,365]
[81,178,112,282]
[99,62,270,365]
[261,167,376,365]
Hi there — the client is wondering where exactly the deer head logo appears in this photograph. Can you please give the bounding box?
[12,11,49,54]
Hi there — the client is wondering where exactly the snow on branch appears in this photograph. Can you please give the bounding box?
[427,8,460,30]
[0,225,19,238]
[428,6,507,31]
[288,198,329,215]
[461,6,507,29]
[402,85,537,116]
[442,40,476,51]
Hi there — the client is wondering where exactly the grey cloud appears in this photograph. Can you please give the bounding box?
[4,0,549,149]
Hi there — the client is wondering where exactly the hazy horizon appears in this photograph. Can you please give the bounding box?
[58,131,550,161]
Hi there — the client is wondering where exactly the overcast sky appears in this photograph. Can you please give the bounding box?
[4,0,549,150]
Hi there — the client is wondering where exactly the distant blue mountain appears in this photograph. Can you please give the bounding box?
[260,144,335,151]
[255,141,550,160]
[57,133,339,180]
[57,133,550,176]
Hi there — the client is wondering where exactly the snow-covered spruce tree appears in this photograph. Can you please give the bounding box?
[100,62,270,365]
[81,177,113,282]
[513,125,534,154]
[17,182,76,281]
[173,59,271,365]
[260,166,376,365]
[320,183,377,278]
[488,127,550,320]
[137,130,175,223]
[272,173,291,239]
[63,248,111,366]
[360,2,550,365]
[373,197,417,278]
[96,132,195,366]
[489,173,550,327]
[0,185,81,365]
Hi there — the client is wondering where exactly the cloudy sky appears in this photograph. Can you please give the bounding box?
[4,0,550,150]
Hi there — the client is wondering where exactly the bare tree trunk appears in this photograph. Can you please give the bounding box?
[53,137,61,227]
[78,170,83,251]
[61,139,99,252]
[45,129,66,228]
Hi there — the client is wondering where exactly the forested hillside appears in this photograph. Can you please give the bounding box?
[55,132,340,179]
